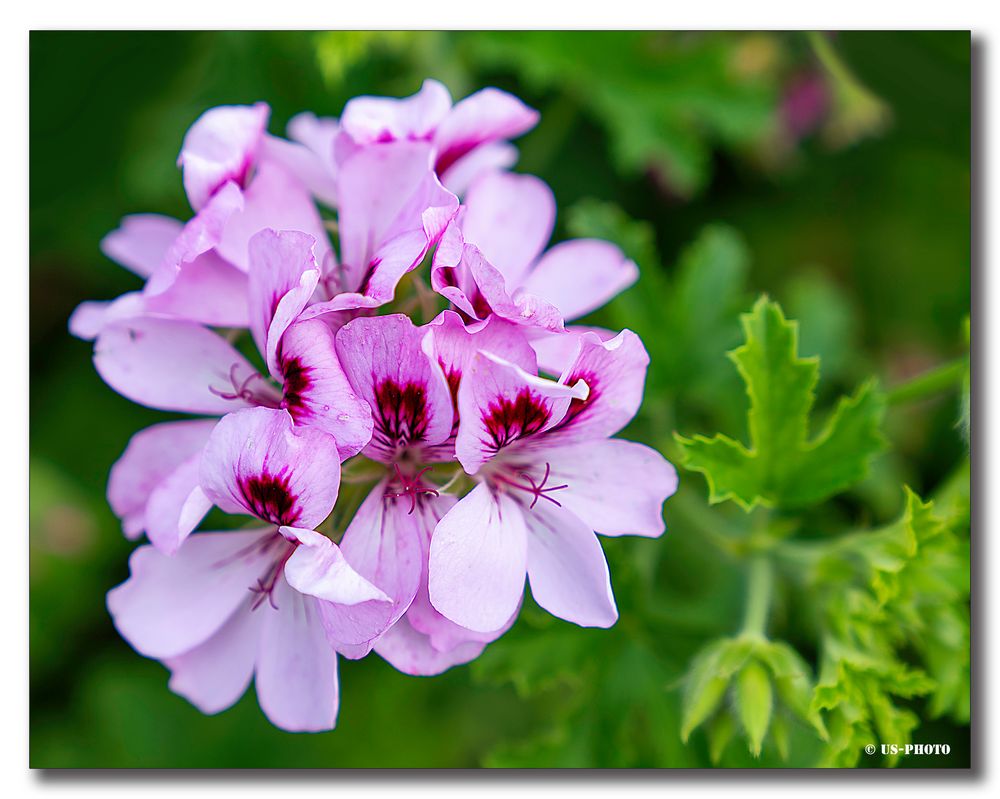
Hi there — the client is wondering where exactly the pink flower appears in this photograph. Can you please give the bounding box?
[108,407,393,732]
[426,329,677,633]
[319,313,516,670]
[93,229,372,553]
[337,79,539,194]
[431,171,638,342]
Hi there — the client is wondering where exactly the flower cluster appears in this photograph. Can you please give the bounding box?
[72,80,678,733]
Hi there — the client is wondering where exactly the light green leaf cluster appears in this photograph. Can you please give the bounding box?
[804,488,969,765]
[676,297,886,511]
[680,636,826,761]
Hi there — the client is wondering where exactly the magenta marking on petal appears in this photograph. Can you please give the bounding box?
[434,140,476,176]
[356,256,382,295]
[280,356,312,420]
[556,370,599,429]
[372,378,430,452]
[237,471,301,526]
[482,388,550,451]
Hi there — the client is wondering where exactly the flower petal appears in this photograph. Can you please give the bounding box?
[374,615,487,677]
[454,350,588,474]
[522,239,638,322]
[107,419,216,539]
[524,501,618,628]
[543,439,678,538]
[165,597,262,715]
[338,482,423,629]
[461,171,554,289]
[254,578,339,733]
[277,319,373,459]
[439,141,518,196]
[546,329,650,442]
[144,455,213,555]
[107,529,274,659]
[433,88,538,177]
[428,482,527,633]
[200,408,341,528]
[335,314,454,460]
[101,214,183,279]
[178,103,269,211]
[340,79,451,145]
[215,161,331,273]
[246,229,320,377]
[93,317,260,415]
[335,141,456,298]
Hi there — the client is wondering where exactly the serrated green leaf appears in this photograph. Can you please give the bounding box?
[676,296,887,510]
[734,660,773,757]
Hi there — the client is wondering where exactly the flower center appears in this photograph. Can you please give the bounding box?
[385,463,440,514]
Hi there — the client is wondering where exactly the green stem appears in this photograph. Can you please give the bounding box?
[740,555,773,639]
[887,358,967,406]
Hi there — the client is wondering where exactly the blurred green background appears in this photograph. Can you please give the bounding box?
[29,31,970,768]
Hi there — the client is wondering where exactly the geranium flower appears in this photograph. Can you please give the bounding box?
[326,311,529,671]
[108,407,393,732]
[427,330,677,633]
[92,229,372,553]
[430,170,638,341]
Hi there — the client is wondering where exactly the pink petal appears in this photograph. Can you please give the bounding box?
[178,103,270,211]
[335,141,457,298]
[461,171,555,289]
[428,483,528,633]
[107,419,216,539]
[101,214,183,279]
[524,501,618,628]
[439,141,518,195]
[433,88,539,177]
[200,408,341,528]
[543,439,678,538]
[93,317,260,415]
[246,229,320,377]
[215,161,331,273]
[144,250,250,329]
[546,329,650,442]
[335,314,454,460]
[107,529,274,659]
[340,79,451,145]
[144,455,212,555]
[522,239,638,322]
[254,577,339,733]
[165,598,262,715]
[374,615,487,677]
[260,128,338,208]
[338,482,424,631]
[69,293,145,342]
[282,526,396,653]
[277,319,373,459]
[527,325,615,376]
[454,350,588,474]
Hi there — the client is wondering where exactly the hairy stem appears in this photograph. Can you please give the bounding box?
[741,555,773,639]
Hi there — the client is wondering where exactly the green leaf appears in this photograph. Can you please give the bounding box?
[676,296,887,510]
[734,660,773,757]
[680,638,753,741]
[756,641,827,739]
